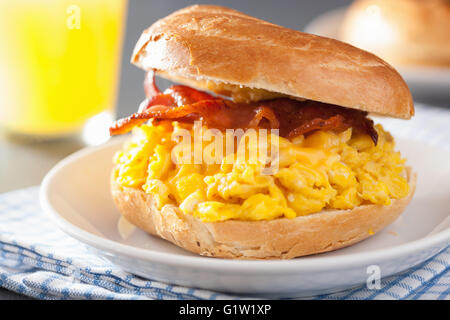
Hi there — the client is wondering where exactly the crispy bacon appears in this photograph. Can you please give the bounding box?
[143,71,161,98]
[109,117,148,136]
[111,75,378,144]
[264,99,378,144]
[110,100,228,136]
[248,106,280,129]
[164,85,216,106]
[286,115,346,139]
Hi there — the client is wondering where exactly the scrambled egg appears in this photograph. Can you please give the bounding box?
[114,121,410,222]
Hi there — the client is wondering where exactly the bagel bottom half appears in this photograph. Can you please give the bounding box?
[111,167,416,260]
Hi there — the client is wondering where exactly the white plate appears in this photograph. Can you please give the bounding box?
[304,7,450,98]
[40,136,450,298]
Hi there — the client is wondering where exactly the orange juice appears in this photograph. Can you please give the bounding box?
[0,0,127,137]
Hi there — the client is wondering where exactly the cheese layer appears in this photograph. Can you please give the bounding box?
[113,121,410,222]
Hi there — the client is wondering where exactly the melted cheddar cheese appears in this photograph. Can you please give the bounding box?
[113,121,410,222]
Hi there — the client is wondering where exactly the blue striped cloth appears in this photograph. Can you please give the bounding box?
[0,103,449,300]
[0,187,448,300]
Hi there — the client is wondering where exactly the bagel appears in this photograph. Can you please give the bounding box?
[111,167,416,259]
[110,5,416,259]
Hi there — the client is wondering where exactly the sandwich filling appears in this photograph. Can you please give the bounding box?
[111,74,410,222]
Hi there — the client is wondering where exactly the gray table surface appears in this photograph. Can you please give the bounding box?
[0,133,85,300]
[2,0,448,300]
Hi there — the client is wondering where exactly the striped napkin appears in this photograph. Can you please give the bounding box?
[0,103,449,300]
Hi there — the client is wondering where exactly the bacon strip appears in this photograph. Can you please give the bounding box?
[109,117,148,136]
[286,115,346,139]
[110,100,228,136]
[164,85,216,106]
[110,76,378,144]
[248,106,280,129]
[144,71,161,98]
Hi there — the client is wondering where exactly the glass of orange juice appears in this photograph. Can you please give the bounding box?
[0,0,127,143]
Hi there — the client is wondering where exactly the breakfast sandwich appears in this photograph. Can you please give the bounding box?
[109,5,416,259]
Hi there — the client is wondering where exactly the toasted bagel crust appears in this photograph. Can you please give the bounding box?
[111,167,416,260]
[131,5,414,119]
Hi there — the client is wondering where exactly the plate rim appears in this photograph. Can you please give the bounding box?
[40,137,450,274]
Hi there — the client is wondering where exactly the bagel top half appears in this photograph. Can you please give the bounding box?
[131,4,414,119]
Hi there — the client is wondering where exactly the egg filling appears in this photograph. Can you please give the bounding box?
[113,121,410,222]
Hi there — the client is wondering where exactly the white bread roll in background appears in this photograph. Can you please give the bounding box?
[340,0,450,67]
